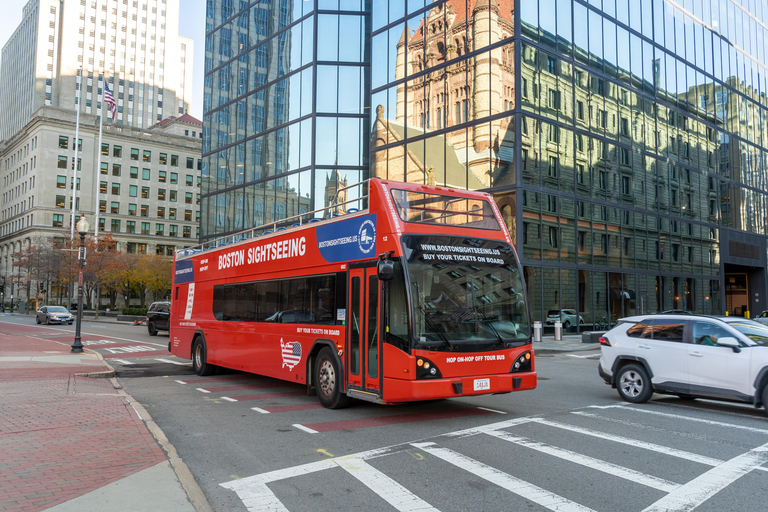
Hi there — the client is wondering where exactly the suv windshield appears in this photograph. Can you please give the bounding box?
[402,235,529,349]
[726,320,768,346]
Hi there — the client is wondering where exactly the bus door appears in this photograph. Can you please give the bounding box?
[347,265,381,394]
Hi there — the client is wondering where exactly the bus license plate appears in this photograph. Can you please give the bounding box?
[473,378,490,391]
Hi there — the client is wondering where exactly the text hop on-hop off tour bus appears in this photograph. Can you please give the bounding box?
[170,178,535,408]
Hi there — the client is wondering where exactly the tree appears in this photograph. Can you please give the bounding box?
[81,233,120,317]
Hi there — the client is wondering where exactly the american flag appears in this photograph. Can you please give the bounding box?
[280,339,302,370]
[103,81,116,120]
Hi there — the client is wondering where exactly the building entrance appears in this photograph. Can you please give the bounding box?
[724,273,749,317]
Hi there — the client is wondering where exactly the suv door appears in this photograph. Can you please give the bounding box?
[635,319,689,393]
[687,320,752,399]
[157,303,170,329]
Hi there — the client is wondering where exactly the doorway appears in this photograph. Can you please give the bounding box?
[725,273,748,317]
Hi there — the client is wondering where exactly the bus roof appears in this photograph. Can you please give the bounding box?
[176,178,502,261]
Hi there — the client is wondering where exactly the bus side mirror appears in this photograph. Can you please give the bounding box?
[377,252,394,281]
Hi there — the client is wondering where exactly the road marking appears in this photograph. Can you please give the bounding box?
[293,424,318,434]
[477,407,507,414]
[485,430,679,492]
[567,354,600,359]
[221,397,238,402]
[299,407,491,433]
[610,405,768,435]
[443,416,536,438]
[175,380,187,385]
[251,407,269,414]
[155,358,191,366]
[411,442,594,512]
[110,359,134,365]
[336,457,440,511]
[642,441,768,512]
[196,388,211,393]
[533,418,722,466]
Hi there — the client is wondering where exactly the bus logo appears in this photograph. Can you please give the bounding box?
[280,339,302,370]
[358,219,376,254]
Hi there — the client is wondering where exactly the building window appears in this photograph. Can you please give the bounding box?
[141,222,150,234]
[159,153,167,165]
[141,205,149,217]
[170,172,178,184]
[169,225,178,237]
[58,156,68,169]
[110,201,119,213]
[113,145,122,158]
[52,214,64,227]
[186,157,194,169]
[548,156,559,177]
[158,189,166,201]
[549,226,559,248]
[185,192,193,204]
[128,204,137,216]
[130,166,139,179]
[55,195,66,208]
[57,176,67,189]
[183,226,191,238]
[131,148,139,160]
[170,190,177,202]
[111,219,120,232]
[58,136,68,149]
[143,150,151,162]
[112,183,120,195]
[171,154,179,166]
[101,143,109,156]
[156,223,164,236]
[129,185,138,197]
[126,221,136,233]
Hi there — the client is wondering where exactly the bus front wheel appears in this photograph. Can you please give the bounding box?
[192,337,217,376]
[315,347,351,409]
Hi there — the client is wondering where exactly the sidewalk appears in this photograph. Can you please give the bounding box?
[0,327,211,512]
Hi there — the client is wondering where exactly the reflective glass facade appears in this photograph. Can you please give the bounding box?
[205,0,768,329]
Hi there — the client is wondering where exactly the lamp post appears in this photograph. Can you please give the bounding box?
[71,215,89,353]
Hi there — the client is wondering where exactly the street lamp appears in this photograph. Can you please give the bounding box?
[71,215,89,353]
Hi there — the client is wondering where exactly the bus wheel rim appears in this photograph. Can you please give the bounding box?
[319,359,335,397]
[195,344,202,368]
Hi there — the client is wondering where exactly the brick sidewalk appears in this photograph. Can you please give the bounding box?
[0,332,167,512]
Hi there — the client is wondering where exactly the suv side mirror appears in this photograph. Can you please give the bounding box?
[717,337,741,353]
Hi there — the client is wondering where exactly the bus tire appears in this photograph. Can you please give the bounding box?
[315,347,351,409]
[192,337,217,376]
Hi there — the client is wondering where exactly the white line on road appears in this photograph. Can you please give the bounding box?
[221,397,238,402]
[477,407,507,414]
[608,405,768,435]
[567,354,600,358]
[293,424,318,434]
[155,358,192,366]
[411,442,595,512]
[485,430,679,492]
[174,380,187,385]
[251,407,269,414]
[336,458,440,512]
[532,418,723,466]
[642,442,768,512]
[110,359,134,365]
[196,388,211,393]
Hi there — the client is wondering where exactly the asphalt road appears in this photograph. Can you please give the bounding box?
[5,313,768,512]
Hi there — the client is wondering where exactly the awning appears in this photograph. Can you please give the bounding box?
[610,289,636,300]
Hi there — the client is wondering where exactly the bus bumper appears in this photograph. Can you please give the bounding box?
[382,372,537,403]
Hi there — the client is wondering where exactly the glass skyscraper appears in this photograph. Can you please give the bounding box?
[204,0,768,329]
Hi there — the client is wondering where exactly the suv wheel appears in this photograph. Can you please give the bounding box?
[148,322,158,336]
[616,364,653,403]
[763,385,768,417]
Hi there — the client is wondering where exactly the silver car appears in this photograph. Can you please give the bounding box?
[36,306,75,325]
[754,311,768,326]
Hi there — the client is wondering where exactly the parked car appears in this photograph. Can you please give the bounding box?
[146,301,170,336]
[598,313,768,415]
[545,309,585,329]
[753,311,768,326]
[36,306,74,325]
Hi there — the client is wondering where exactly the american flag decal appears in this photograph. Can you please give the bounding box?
[280,339,302,370]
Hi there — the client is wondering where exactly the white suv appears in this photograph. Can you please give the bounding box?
[598,314,768,415]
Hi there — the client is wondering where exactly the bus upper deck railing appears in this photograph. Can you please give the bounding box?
[175,180,370,259]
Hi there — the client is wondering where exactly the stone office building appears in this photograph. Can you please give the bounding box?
[202,0,768,327]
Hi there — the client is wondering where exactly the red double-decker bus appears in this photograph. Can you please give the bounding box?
[170,179,535,408]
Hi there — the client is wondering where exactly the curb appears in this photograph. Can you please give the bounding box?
[123,391,214,512]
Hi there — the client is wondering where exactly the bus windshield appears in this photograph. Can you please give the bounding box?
[402,235,530,350]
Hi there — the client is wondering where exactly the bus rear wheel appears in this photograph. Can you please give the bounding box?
[192,337,217,376]
[315,347,350,409]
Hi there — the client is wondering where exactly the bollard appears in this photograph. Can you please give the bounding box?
[554,321,563,341]
[533,321,542,342]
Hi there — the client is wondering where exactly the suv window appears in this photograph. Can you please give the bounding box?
[692,321,733,346]
[651,320,685,342]
[627,323,648,337]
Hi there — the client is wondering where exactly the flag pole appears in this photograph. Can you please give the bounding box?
[94,74,104,242]
[70,66,83,240]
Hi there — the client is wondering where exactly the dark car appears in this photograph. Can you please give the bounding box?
[146,301,170,336]
[36,306,74,325]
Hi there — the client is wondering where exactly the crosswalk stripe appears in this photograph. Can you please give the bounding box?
[336,458,439,512]
[642,441,768,512]
[155,358,192,366]
[485,430,679,492]
[532,418,722,466]
[607,405,768,435]
[411,442,595,512]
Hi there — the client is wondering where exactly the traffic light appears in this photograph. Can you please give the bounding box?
[39,283,45,292]
[0,285,4,294]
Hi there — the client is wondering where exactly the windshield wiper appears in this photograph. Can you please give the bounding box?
[418,306,452,349]
[467,278,504,346]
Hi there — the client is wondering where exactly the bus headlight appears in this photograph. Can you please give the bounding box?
[510,351,532,373]
[416,357,442,379]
